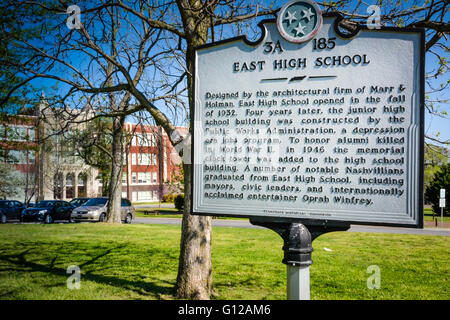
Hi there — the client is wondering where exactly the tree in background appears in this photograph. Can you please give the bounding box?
[167,163,184,195]
[0,113,38,204]
[0,3,42,114]
[425,163,450,215]
[424,143,449,200]
[0,163,23,199]
[66,117,114,196]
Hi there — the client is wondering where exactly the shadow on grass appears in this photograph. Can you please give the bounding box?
[0,246,176,299]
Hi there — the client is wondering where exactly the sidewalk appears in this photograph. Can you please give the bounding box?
[424,220,450,229]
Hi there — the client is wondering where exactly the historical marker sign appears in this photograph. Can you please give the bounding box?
[192,3,424,228]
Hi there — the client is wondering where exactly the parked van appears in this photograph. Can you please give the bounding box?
[71,197,135,223]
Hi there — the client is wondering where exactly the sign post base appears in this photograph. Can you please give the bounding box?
[287,264,310,300]
[250,218,350,300]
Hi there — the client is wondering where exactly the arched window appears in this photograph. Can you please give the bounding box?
[66,173,74,199]
[78,172,87,197]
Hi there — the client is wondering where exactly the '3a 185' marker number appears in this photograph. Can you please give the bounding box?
[313,37,336,50]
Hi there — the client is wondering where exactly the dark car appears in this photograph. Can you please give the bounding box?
[0,200,26,223]
[69,197,90,208]
[21,200,75,224]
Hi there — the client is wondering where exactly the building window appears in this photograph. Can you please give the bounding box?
[152,172,157,184]
[66,173,74,199]
[135,172,152,184]
[132,172,137,184]
[137,191,159,201]
[151,134,157,147]
[122,173,127,184]
[138,153,152,166]
[6,125,32,141]
[28,151,35,164]
[28,128,35,142]
[136,133,153,147]
[137,134,143,147]
[131,153,136,165]
[7,150,28,164]
[78,173,87,197]
[138,191,152,200]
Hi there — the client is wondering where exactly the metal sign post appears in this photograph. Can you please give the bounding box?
[440,189,445,227]
[250,219,349,300]
[287,264,310,300]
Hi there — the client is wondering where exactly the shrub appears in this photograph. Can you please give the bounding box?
[162,193,175,203]
[174,194,184,210]
[425,163,450,216]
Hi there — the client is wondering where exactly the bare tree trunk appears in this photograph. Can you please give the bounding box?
[106,116,124,223]
[24,170,29,204]
[175,164,213,299]
[175,3,213,298]
[102,175,110,197]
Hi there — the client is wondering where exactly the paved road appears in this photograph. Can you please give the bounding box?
[133,217,450,236]
[134,203,175,209]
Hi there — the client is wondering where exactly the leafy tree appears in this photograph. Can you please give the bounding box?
[167,163,184,195]
[425,163,450,215]
[424,143,449,197]
[0,163,23,199]
[175,194,185,211]
[0,2,48,114]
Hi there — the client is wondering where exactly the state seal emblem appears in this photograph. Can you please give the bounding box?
[277,0,323,43]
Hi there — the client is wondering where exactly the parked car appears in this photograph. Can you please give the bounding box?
[71,197,135,223]
[20,200,75,223]
[0,200,26,223]
[69,197,90,208]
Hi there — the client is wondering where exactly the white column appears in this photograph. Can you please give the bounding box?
[74,172,78,198]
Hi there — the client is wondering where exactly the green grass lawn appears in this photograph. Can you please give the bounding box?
[424,207,450,223]
[0,223,448,300]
